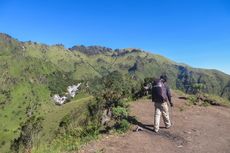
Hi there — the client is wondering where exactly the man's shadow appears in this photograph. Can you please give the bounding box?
[127,116,166,132]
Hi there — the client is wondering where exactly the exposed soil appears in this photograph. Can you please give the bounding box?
[79,93,230,153]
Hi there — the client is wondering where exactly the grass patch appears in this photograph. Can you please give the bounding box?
[40,95,93,141]
[186,93,230,107]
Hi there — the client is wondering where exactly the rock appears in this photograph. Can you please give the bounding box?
[101,109,111,125]
[53,83,81,105]
[69,45,113,55]
[177,145,183,148]
[135,126,144,132]
[67,83,81,98]
[53,94,67,105]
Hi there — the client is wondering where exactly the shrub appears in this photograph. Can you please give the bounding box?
[80,124,100,142]
[116,99,129,108]
[47,71,77,95]
[192,83,205,94]
[89,71,140,109]
[187,95,197,105]
[1,141,5,145]
[114,119,130,133]
[10,116,44,153]
[112,106,128,120]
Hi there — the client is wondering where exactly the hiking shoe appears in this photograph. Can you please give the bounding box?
[166,125,171,129]
[153,129,159,133]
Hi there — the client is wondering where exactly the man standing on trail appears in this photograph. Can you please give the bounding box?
[152,75,173,133]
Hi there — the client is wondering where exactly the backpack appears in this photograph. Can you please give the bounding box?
[152,79,168,102]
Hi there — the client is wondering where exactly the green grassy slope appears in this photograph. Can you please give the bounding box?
[0,33,229,152]
[19,37,230,100]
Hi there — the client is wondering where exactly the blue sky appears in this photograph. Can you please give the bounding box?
[0,0,230,74]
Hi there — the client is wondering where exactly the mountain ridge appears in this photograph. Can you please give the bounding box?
[0,32,229,76]
[1,33,230,98]
[0,32,230,152]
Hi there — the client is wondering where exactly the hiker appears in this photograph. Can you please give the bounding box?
[152,75,173,133]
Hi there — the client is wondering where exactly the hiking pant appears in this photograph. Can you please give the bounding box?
[154,102,171,132]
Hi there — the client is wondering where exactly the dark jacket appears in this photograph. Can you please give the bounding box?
[152,79,172,104]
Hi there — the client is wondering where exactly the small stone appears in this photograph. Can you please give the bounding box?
[192,129,197,132]
[135,126,144,132]
[177,145,183,148]
[184,131,191,134]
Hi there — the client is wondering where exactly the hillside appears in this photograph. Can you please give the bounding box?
[1,33,229,98]
[0,33,230,152]
[80,92,230,153]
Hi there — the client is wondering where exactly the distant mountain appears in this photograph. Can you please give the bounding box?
[1,33,229,98]
[0,32,229,152]
[69,45,113,55]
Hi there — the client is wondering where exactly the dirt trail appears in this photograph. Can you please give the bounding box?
[80,93,230,153]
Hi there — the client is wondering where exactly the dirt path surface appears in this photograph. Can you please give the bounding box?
[80,94,230,153]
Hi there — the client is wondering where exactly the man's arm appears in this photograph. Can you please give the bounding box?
[166,85,173,107]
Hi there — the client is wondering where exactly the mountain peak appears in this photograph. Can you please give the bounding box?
[69,45,113,55]
[0,33,15,42]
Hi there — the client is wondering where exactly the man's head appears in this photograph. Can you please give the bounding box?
[160,75,168,82]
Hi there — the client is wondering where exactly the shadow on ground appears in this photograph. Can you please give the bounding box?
[127,115,187,146]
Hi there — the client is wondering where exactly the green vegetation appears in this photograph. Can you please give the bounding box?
[88,71,136,134]
[112,106,128,120]
[33,99,99,153]
[114,119,130,133]
[0,33,229,152]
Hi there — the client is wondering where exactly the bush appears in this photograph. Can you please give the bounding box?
[47,71,77,95]
[10,116,44,153]
[114,119,130,133]
[188,95,197,105]
[80,124,100,142]
[192,83,205,94]
[89,71,140,108]
[116,99,129,108]
[112,106,128,120]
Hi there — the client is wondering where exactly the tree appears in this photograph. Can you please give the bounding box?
[192,83,205,95]
[11,116,43,153]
